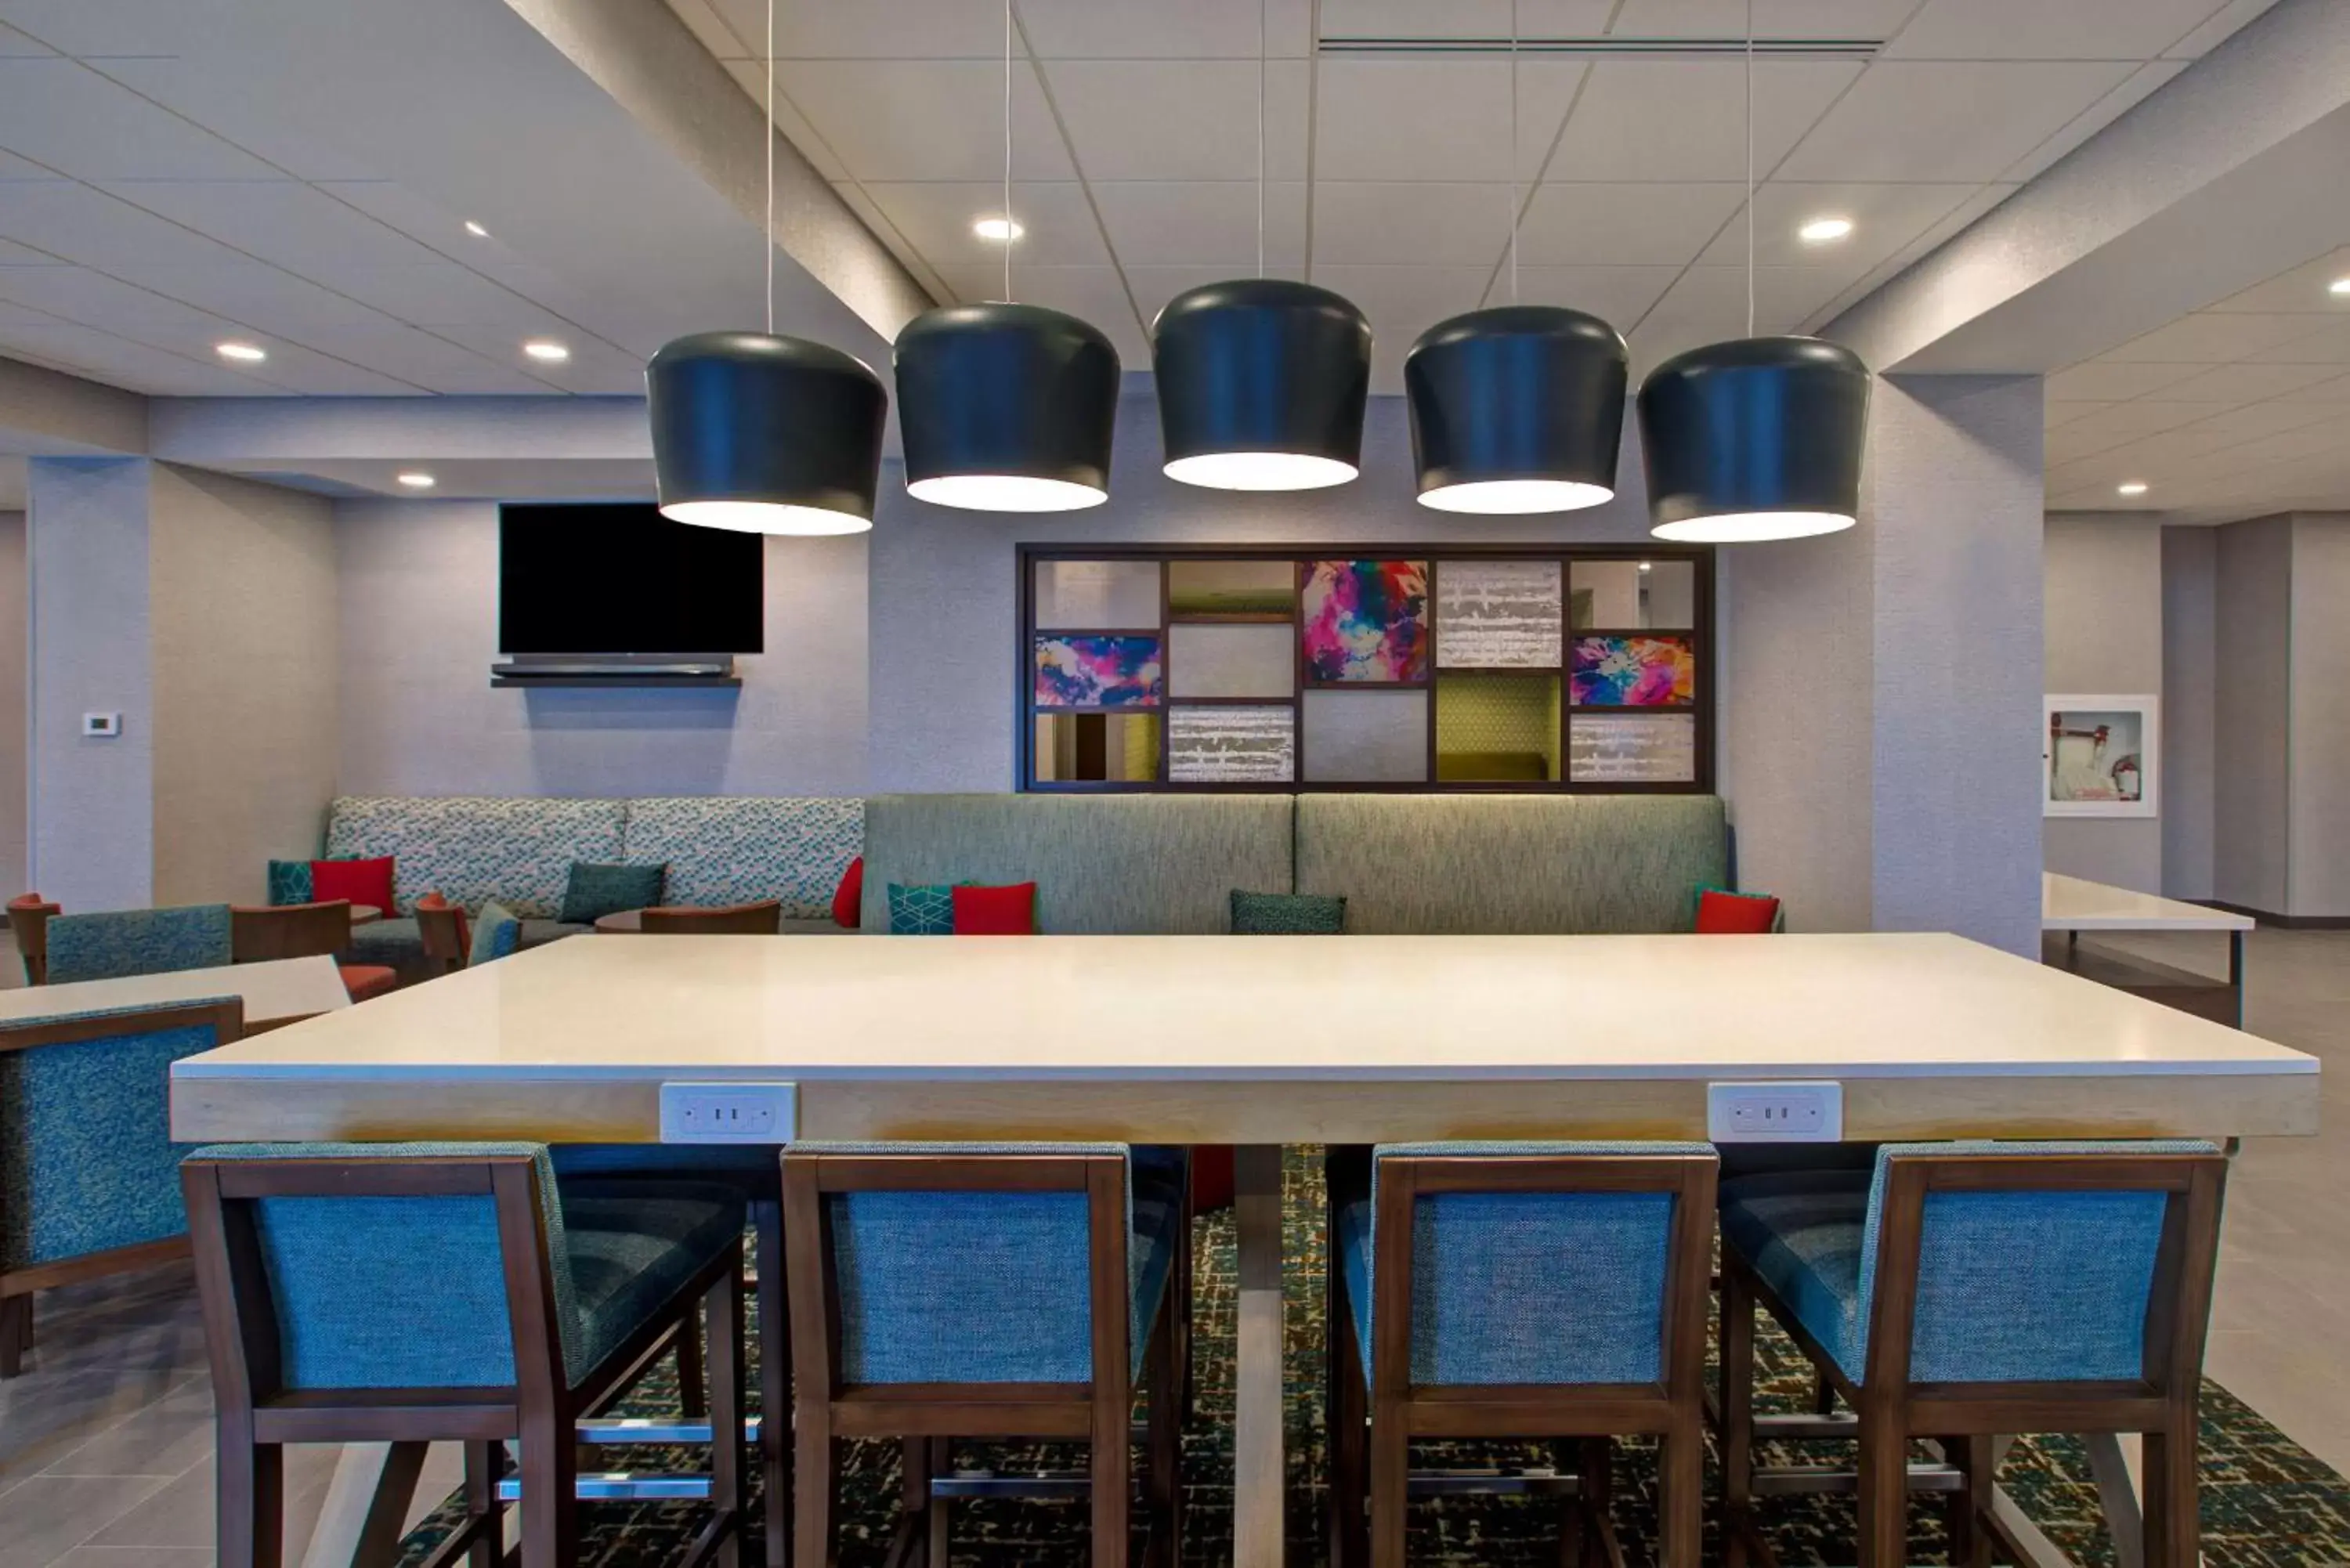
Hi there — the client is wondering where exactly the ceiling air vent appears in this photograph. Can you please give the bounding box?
[1317,36,1883,60]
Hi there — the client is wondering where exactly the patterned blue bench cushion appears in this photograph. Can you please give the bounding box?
[325,797,627,919]
[2,1002,234,1271]
[1721,1140,2218,1385]
[46,905,234,985]
[797,1142,1173,1382]
[187,1142,743,1389]
[1338,1141,1712,1389]
[621,798,863,922]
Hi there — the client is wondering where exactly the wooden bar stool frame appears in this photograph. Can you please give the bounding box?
[1719,1149,2229,1568]
[1326,1148,1719,1568]
[183,1151,748,1568]
[783,1148,1183,1568]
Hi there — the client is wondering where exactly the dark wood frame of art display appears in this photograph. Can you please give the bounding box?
[1017,542,1716,795]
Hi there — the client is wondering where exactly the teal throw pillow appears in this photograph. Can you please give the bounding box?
[266,859,314,906]
[472,901,524,966]
[1230,890,1347,935]
[561,862,667,924]
[888,883,958,935]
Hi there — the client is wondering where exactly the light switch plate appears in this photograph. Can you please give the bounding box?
[659,1082,797,1143]
[1707,1081,1844,1143]
[82,712,122,737]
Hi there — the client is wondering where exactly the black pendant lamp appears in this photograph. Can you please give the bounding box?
[1406,312,1625,516]
[1155,279,1372,490]
[647,0,889,537]
[891,4,1119,512]
[1637,336,1869,541]
[649,332,887,534]
[1633,0,1869,543]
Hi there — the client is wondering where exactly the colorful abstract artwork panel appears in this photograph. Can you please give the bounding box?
[1034,634,1164,708]
[1301,559,1429,683]
[1569,635,1695,706]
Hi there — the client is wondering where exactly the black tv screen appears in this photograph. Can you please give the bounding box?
[499,504,765,655]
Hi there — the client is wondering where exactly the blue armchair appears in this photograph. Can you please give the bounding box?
[45,904,234,985]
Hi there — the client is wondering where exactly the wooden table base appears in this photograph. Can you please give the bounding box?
[1233,1144,1287,1568]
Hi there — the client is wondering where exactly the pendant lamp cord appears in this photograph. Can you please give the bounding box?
[764,0,775,334]
[1003,0,1014,303]
[1509,0,1520,305]
[1744,0,1755,338]
[1256,0,1265,280]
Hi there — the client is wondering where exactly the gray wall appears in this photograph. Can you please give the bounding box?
[336,500,868,799]
[2161,526,2217,901]
[2288,513,2350,916]
[0,511,23,901]
[27,458,156,912]
[149,465,340,905]
[2042,516,2164,893]
[2212,515,2293,915]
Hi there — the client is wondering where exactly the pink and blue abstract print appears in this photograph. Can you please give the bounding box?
[1301,560,1429,683]
[1569,636,1694,706]
[1034,634,1164,707]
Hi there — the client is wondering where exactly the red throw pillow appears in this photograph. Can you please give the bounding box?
[312,856,396,914]
[832,856,865,930]
[1697,888,1780,934]
[952,881,1037,935]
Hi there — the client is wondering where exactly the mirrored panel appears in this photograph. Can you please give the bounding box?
[1034,713,1161,782]
[1170,623,1295,699]
[1034,559,1161,629]
[1570,559,1696,630]
[1301,688,1430,782]
[1167,558,1295,618]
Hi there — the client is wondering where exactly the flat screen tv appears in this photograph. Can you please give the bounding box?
[499,503,765,655]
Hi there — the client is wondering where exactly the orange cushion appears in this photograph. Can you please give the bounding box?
[832,856,864,930]
[951,882,1036,935]
[338,964,400,1002]
[313,856,395,913]
[1696,889,1780,934]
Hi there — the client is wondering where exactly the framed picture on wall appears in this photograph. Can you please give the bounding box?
[2044,695,2158,818]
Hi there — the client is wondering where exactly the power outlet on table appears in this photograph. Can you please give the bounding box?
[659,1082,797,1143]
[1707,1081,1843,1143]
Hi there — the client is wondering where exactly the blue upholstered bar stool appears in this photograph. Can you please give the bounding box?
[1717,1140,2229,1568]
[180,1142,750,1568]
[1325,1142,1720,1568]
[45,903,234,984]
[782,1142,1188,1568]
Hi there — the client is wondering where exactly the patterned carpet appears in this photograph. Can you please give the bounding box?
[397,1150,2350,1566]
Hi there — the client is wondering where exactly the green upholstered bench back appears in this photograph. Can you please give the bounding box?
[324,797,627,919]
[1295,793,1728,934]
[861,794,1294,934]
[621,797,864,920]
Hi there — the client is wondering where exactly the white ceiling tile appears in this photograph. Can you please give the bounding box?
[0,298,286,392]
[0,237,62,265]
[85,56,387,182]
[1881,0,2224,60]
[1307,264,1491,391]
[2244,320,2350,365]
[1691,181,1978,272]
[1549,60,1863,184]
[1777,61,2138,183]
[1313,183,1517,267]
[1125,264,1275,327]
[1605,0,1919,37]
[1044,58,1311,181]
[718,61,853,182]
[1317,2,1617,38]
[2044,401,2118,428]
[862,182,1112,273]
[0,149,52,179]
[0,58,282,181]
[1504,266,1683,327]
[2150,363,2350,403]
[1995,60,2189,186]
[1090,182,1307,269]
[1625,266,1854,374]
[0,179,254,275]
[692,0,1003,59]
[1018,0,1315,59]
[0,263,248,335]
[2102,313,2315,363]
[132,262,397,331]
[1515,182,1745,266]
[1799,181,2021,332]
[309,265,590,336]
[772,60,1078,182]
[0,23,55,56]
[93,179,446,276]
[2269,371,2350,404]
[2045,400,2239,455]
[2201,248,2350,314]
[936,263,1149,365]
[277,321,572,396]
[2044,360,2211,401]
[2163,0,2284,59]
[1314,57,1586,184]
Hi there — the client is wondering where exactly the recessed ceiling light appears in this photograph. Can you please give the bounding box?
[1637,561,1653,573]
[464,220,489,238]
[396,471,436,489]
[2331,276,2350,296]
[973,216,1024,243]
[215,341,267,363]
[522,339,570,362]
[1799,216,1854,244]
[2117,481,2149,497]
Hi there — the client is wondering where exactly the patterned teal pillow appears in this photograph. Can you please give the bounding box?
[1230,890,1347,935]
[887,883,958,936]
[266,859,314,906]
[560,862,667,924]
[471,901,524,966]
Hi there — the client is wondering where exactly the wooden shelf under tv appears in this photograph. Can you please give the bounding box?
[490,673,743,689]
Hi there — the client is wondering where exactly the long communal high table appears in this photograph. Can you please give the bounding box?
[170,930,2319,1568]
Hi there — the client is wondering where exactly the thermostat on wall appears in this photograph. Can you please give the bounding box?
[81,712,122,738]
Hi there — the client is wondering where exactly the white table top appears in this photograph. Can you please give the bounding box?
[175,930,2307,1086]
[3,955,352,1029]
[2042,872,2256,933]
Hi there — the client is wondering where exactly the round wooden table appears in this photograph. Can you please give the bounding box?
[350,905,382,927]
[593,909,645,934]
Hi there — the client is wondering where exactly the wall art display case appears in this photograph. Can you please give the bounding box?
[2044,694,2159,818]
[1020,544,1713,793]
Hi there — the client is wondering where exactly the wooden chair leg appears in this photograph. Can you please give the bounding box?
[926,1437,953,1567]
[1578,1437,1625,1568]
[708,1262,747,1568]
[2140,1421,2202,1568]
[0,1293,27,1378]
[1943,1433,1994,1568]
[794,1419,842,1568]
[1146,1294,1184,1568]
[899,1437,934,1565]
[1719,1259,1758,1562]
[519,1409,580,1567]
[217,1430,286,1568]
[754,1198,791,1568]
[678,1310,708,1421]
[1656,1418,1702,1568]
[1368,1419,1408,1568]
[1854,1402,1910,1568]
[1091,1377,1132,1568]
[463,1440,503,1568]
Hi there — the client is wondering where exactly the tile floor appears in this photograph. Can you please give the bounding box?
[0,927,2343,1566]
